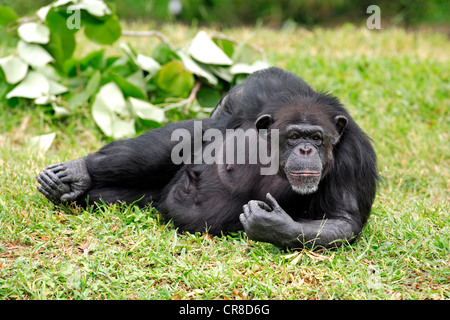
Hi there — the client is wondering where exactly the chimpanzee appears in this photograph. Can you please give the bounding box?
[37,67,378,249]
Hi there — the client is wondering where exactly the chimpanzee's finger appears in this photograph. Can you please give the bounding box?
[242,204,251,218]
[265,193,281,210]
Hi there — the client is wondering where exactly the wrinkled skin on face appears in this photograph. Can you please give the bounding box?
[256,112,348,195]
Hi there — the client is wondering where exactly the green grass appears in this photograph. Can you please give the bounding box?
[0,24,449,300]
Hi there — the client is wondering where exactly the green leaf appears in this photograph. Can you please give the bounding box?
[18,40,53,67]
[120,43,160,75]
[189,31,233,65]
[177,50,218,86]
[208,65,233,82]
[213,37,235,58]
[79,48,106,69]
[232,43,263,65]
[152,42,178,65]
[0,6,18,26]
[103,56,134,78]
[109,72,147,99]
[128,97,165,123]
[126,71,147,95]
[44,32,76,72]
[196,87,222,109]
[6,71,49,99]
[154,60,195,98]
[91,82,135,139]
[84,14,121,45]
[0,55,28,84]
[67,70,101,108]
[65,49,106,76]
[45,7,77,35]
[18,22,50,44]
[44,7,77,70]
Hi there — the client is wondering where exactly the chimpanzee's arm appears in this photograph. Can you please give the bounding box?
[239,193,361,249]
[37,119,211,204]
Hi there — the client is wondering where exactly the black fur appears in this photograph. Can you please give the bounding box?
[37,67,378,249]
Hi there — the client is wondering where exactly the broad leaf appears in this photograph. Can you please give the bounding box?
[17,40,53,67]
[177,50,218,85]
[213,37,235,58]
[34,95,53,105]
[208,65,233,82]
[29,132,56,154]
[103,55,134,78]
[189,31,232,65]
[155,60,195,98]
[109,72,147,99]
[53,0,74,6]
[196,86,222,109]
[45,32,76,72]
[18,22,50,44]
[232,42,263,65]
[79,49,106,69]
[230,61,270,75]
[52,104,71,117]
[67,70,101,108]
[77,0,111,17]
[37,5,51,21]
[45,7,77,35]
[84,14,121,45]
[52,0,111,17]
[48,79,68,95]
[91,82,135,138]
[126,71,147,95]
[0,6,18,26]
[120,43,161,75]
[65,49,106,76]
[136,54,161,75]
[6,71,49,99]
[128,97,165,123]
[0,55,28,84]
[152,42,177,65]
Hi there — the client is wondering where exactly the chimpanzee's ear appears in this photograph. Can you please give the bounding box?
[255,114,273,131]
[333,115,348,143]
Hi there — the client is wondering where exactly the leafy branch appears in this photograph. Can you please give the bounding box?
[0,0,269,139]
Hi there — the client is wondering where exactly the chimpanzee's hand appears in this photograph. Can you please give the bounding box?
[239,193,296,247]
[37,158,91,204]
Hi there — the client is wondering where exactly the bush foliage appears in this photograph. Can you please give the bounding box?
[0,0,268,139]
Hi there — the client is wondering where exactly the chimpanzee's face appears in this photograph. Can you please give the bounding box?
[255,103,347,195]
[279,123,328,194]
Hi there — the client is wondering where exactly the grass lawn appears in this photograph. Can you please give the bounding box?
[0,23,449,300]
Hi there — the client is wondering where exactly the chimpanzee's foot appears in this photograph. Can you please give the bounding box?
[37,158,91,204]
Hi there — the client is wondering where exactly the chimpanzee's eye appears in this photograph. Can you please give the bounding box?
[290,134,299,140]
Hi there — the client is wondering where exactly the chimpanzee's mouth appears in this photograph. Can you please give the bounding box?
[285,170,322,195]
[288,171,321,177]
[286,170,322,195]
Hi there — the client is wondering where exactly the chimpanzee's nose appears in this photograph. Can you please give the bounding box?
[299,144,313,156]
